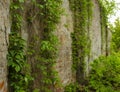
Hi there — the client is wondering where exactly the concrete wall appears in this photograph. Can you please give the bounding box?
[89,0,102,63]
[85,0,102,74]
[0,0,112,91]
[56,0,109,87]
[22,0,74,90]
[86,0,111,74]
[55,0,74,86]
[12,0,111,90]
[0,0,10,92]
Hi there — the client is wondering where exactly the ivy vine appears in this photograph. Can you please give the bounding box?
[27,0,63,92]
[38,1,62,91]
[8,0,32,92]
[69,0,92,84]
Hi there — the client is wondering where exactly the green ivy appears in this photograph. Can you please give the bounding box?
[28,0,63,92]
[69,0,92,84]
[39,1,62,91]
[8,0,32,92]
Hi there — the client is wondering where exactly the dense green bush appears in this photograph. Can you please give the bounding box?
[65,53,120,92]
[87,53,120,92]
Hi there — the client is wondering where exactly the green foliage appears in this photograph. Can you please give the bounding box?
[65,0,116,91]
[8,0,32,92]
[99,0,115,51]
[39,1,62,91]
[64,83,79,92]
[99,0,115,17]
[8,0,116,91]
[99,0,115,29]
[111,18,120,52]
[69,0,92,84]
[86,53,120,92]
[33,89,40,92]
[64,82,89,92]
[28,0,63,91]
[65,56,120,92]
[8,33,32,92]
[86,1,119,92]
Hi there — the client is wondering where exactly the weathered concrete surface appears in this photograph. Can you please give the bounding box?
[107,28,112,55]
[85,0,111,75]
[85,0,102,75]
[0,0,10,92]
[55,0,74,87]
[89,0,102,64]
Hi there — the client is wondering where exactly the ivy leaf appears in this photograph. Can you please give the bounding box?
[15,65,21,72]
[24,77,28,83]
[13,5,19,9]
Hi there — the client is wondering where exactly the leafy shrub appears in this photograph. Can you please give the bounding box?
[64,83,79,92]
[87,53,120,92]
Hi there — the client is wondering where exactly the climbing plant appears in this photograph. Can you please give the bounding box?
[8,0,32,92]
[27,0,63,92]
[38,1,63,91]
[69,0,92,84]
